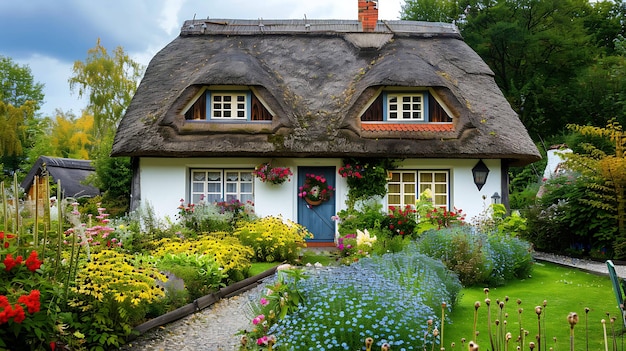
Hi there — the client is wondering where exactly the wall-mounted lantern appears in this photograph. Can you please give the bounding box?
[472,159,489,191]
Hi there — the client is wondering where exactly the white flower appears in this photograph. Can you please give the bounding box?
[356,229,377,247]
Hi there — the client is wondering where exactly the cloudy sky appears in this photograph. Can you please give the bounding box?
[0,0,404,117]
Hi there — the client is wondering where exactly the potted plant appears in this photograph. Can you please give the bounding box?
[253,162,293,185]
[298,173,334,206]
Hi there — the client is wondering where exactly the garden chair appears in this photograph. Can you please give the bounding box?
[606,260,626,328]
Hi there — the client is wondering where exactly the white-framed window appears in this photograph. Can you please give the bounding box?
[208,92,249,120]
[385,93,426,121]
[190,169,254,204]
[387,170,449,209]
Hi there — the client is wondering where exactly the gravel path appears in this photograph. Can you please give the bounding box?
[119,282,269,351]
[118,253,626,350]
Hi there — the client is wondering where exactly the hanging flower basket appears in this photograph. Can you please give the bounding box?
[305,198,323,206]
[298,173,334,205]
[252,162,293,185]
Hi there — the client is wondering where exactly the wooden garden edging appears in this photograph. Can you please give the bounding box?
[129,265,279,338]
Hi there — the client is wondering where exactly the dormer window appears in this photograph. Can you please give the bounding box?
[210,92,248,120]
[184,87,273,121]
[386,93,426,121]
[361,89,452,123]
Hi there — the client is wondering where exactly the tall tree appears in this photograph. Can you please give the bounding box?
[401,0,460,22]
[0,56,44,178]
[0,56,44,109]
[27,110,94,161]
[69,39,143,141]
[459,0,594,139]
[69,40,143,206]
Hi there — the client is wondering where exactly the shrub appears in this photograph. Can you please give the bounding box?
[236,216,311,263]
[524,175,617,257]
[485,234,534,286]
[335,200,387,236]
[157,252,227,300]
[177,199,256,234]
[151,234,254,283]
[416,227,534,286]
[382,204,418,238]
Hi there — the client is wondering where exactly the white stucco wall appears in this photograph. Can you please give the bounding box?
[137,157,501,225]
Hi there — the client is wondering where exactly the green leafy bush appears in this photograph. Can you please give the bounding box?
[416,227,534,286]
[157,252,227,300]
[335,200,387,236]
[236,216,311,263]
[523,176,617,257]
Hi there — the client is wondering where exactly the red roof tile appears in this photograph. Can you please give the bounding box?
[361,123,454,132]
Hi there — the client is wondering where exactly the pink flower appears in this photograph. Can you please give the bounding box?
[260,297,269,306]
[257,336,269,345]
[252,314,265,325]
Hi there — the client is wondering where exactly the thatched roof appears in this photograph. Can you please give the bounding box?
[112,19,540,166]
[21,156,100,198]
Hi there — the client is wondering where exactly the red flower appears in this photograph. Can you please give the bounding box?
[3,253,17,272]
[18,290,41,314]
[11,304,25,323]
[25,251,42,272]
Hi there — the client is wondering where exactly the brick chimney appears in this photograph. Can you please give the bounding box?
[358,0,378,32]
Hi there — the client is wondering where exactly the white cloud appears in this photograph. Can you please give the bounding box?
[15,54,87,117]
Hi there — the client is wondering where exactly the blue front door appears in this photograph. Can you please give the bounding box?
[297,166,336,242]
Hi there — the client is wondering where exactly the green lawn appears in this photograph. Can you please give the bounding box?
[445,261,621,350]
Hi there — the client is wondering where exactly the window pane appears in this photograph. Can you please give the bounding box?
[208,172,221,181]
[404,194,415,205]
[193,172,205,181]
[207,194,221,203]
[208,183,221,193]
[435,195,447,206]
[224,96,231,102]
[213,96,222,102]
[241,172,253,181]
[402,173,415,182]
[241,194,253,203]
[241,183,253,193]
[226,172,239,181]
[420,173,432,182]
[388,184,400,193]
[192,194,203,203]
[388,194,401,205]
[435,173,447,182]
[403,183,415,194]
[435,184,447,193]
[192,183,204,192]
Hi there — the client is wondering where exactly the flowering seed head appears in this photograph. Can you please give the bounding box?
[567,312,579,328]
[517,299,522,305]
[484,288,489,294]
[434,328,440,337]
[365,337,374,347]
[485,298,491,306]
[529,342,535,349]
[474,301,481,310]
[535,306,542,316]
[468,341,479,351]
